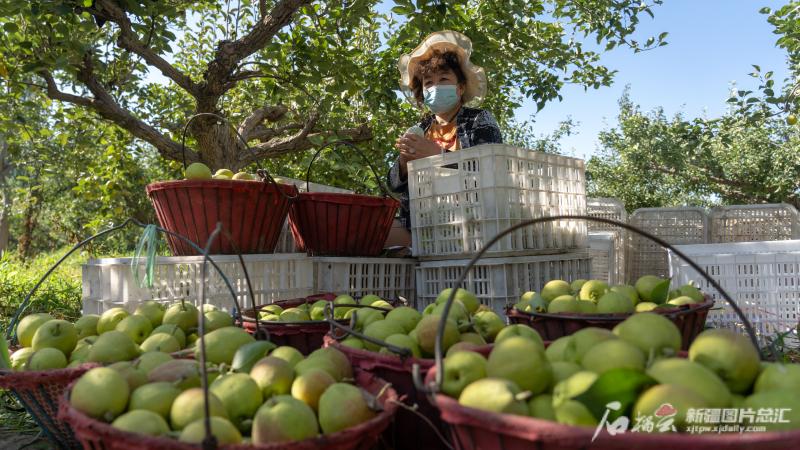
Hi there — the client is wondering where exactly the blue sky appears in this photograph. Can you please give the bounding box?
[379,0,792,160]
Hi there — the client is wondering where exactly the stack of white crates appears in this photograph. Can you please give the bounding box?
[587,198,627,284]
[409,144,591,314]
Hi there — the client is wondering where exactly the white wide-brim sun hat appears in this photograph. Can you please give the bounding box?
[398,30,488,108]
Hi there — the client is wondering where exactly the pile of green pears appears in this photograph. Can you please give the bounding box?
[439,313,800,433]
[183,162,255,181]
[513,276,706,315]
[7,300,230,371]
[68,339,381,444]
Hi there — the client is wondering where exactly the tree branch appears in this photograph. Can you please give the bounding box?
[91,0,198,96]
[243,122,372,163]
[45,55,193,163]
[249,123,304,142]
[238,105,288,139]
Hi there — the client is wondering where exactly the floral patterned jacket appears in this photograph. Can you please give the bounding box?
[387,106,504,229]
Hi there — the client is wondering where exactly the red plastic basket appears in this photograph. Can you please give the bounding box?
[241,294,340,355]
[146,179,298,255]
[0,363,99,449]
[506,298,713,350]
[424,366,800,450]
[58,368,398,450]
[288,192,399,256]
[324,335,491,450]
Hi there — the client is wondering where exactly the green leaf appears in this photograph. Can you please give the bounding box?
[391,6,414,15]
[3,22,19,33]
[574,368,657,422]
[0,335,10,370]
[651,279,671,304]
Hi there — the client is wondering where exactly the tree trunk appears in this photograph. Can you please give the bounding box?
[188,112,244,171]
[17,196,39,260]
[0,139,10,255]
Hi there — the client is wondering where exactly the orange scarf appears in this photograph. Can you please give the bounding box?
[426,121,460,152]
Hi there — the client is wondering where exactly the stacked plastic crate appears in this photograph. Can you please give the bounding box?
[586,198,627,284]
[409,144,591,314]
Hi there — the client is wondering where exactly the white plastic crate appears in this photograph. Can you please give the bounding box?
[587,197,627,231]
[626,207,709,280]
[589,231,625,285]
[669,240,800,347]
[273,176,353,253]
[82,254,314,314]
[415,251,592,315]
[407,144,587,258]
[313,257,416,302]
[710,203,800,243]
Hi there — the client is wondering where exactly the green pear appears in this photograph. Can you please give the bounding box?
[185,162,212,180]
[307,347,352,381]
[635,275,668,303]
[308,300,330,321]
[108,361,148,391]
[250,356,294,398]
[74,315,100,339]
[16,313,53,347]
[211,373,263,432]
[435,288,480,314]
[180,416,242,444]
[458,378,528,416]
[10,347,35,371]
[612,312,681,358]
[545,336,573,362]
[666,295,698,307]
[294,356,339,381]
[115,315,153,345]
[547,295,580,313]
[689,328,761,394]
[647,358,732,407]
[134,301,165,327]
[150,324,186,348]
[162,302,199,332]
[26,348,67,370]
[422,303,436,315]
[170,388,227,430]
[279,308,310,322]
[529,394,556,420]
[88,330,140,363]
[147,359,202,390]
[198,326,255,365]
[415,315,460,356]
[214,168,234,178]
[555,400,598,426]
[514,292,548,313]
[494,324,543,350]
[442,351,487,398]
[135,352,173,375]
[340,337,365,349]
[754,363,800,393]
[677,284,704,303]
[97,308,130,334]
[69,341,92,364]
[596,292,634,314]
[610,284,639,305]
[459,332,487,345]
[577,299,597,313]
[140,333,180,353]
[635,302,659,312]
[570,279,588,294]
[431,300,470,328]
[260,304,284,316]
[70,367,130,421]
[370,300,394,310]
[291,368,335,412]
[742,390,800,431]
[32,319,78,355]
[564,327,617,363]
[579,280,609,302]
[318,383,376,434]
[112,410,170,436]
[129,382,182,419]
[487,336,551,395]
[385,306,422,333]
[353,308,384,331]
[541,280,573,303]
[380,334,421,358]
[252,395,318,442]
[362,319,405,351]
[550,361,583,387]
[446,342,480,356]
[634,384,709,431]
[472,310,505,343]
[580,339,645,373]
[359,294,383,306]
[333,295,356,319]
[552,371,597,408]
[270,346,304,369]
[232,172,254,180]
[204,310,234,331]
[231,340,277,373]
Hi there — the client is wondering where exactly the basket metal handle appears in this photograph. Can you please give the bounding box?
[413,215,764,395]
[304,140,399,202]
[179,112,298,202]
[321,302,411,357]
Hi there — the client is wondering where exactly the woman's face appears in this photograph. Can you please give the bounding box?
[422,68,464,98]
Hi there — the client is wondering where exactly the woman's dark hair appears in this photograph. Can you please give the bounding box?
[410,49,466,106]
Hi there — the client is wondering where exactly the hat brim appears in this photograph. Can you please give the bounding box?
[398,31,487,108]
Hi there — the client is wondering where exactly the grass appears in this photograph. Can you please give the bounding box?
[0,393,50,449]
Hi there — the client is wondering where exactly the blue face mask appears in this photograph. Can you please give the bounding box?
[423,84,460,114]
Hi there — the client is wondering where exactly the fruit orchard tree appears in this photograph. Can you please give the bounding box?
[587,3,800,211]
[0,0,666,172]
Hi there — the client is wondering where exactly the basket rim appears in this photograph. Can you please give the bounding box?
[0,362,100,389]
[324,334,492,367]
[505,298,714,322]
[145,179,299,195]
[294,191,400,207]
[59,368,399,449]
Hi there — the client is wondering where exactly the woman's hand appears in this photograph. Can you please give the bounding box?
[396,133,442,175]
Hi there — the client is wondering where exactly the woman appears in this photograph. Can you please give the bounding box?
[387,30,504,240]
